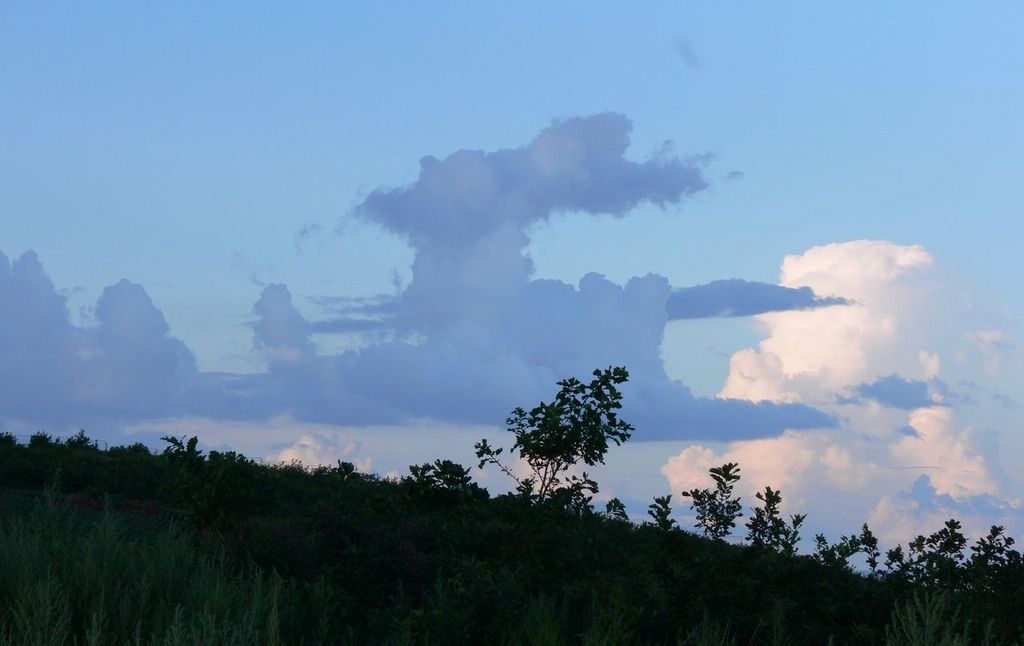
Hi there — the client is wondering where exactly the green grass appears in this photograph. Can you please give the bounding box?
[0,488,330,645]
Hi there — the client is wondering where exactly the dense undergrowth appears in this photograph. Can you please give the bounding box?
[1,369,1022,644]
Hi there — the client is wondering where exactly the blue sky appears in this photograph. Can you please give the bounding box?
[2,2,1022,541]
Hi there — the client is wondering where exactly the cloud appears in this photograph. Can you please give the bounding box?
[663,240,1020,541]
[309,318,394,334]
[255,273,832,438]
[719,240,943,404]
[0,251,197,427]
[0,250,81,423]
[306,294,400,317]
[674,38,700,70]
[252,284,316,364]
[67,114,800,439]
[293,221,324,256]
[270,432,373,473]
[888,406,1000,499]
[0,116,832,444]
[965,329,1018,376]
[868,475,1021,545]
[83,279,197,418]
[331,114,828,438]
[360,113,708,251]
[853,374,935,409]
[665,279,848,319]
[305,294,399,335]
[662,404,1017,544]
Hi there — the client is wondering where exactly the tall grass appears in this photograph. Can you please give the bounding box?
[883,591,986,646]
[0,488,330,645]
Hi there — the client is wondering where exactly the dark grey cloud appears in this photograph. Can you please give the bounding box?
[666,279,849,319]
[854,374,934,410]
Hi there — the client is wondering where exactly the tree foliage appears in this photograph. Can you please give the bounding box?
[161,435,266,531]
[647,494,676,531]
[745,485,805,555]
[474,366,633,512]
[681,462,743,541]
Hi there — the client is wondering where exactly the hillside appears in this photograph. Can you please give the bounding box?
[1,370,1021,644]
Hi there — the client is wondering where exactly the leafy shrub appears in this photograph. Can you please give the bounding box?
[647,495,676,531]
[28,432,53,449]
[162,435,268,531]
[681,462,743,541]
[745,486,804,555]
[603,497,629,522]
[475,366,633,513]
[63,430,98,451]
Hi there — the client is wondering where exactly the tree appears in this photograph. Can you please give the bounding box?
[859,524,881,574]
[604,497,629,521]
[813,532,862,571]
[922,519,968,590]
[162,435,266,530]
[967,525,1021,594]
[474,366,633,513]
[745,485,805,555]
[406,459,487,503]
[647,495,676,531]
[681,463,742,541]
[63,429,98,451]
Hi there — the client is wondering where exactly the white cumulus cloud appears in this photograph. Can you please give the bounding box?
[663,240,1022,543]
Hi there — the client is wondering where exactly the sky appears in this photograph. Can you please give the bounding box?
[2,2,1022,545]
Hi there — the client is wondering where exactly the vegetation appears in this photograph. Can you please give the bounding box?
[1,367,1022,644]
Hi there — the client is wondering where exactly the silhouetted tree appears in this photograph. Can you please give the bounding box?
[647,495,676,531]
[475,366,633,513]
[603,497,629,521]
[681,463,742,541]
[745,485,804,555]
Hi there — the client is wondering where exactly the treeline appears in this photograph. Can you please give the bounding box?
[0,367,1022,644]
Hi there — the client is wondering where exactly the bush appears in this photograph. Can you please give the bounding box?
[475,366,633,513]
[681,463,742,541]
